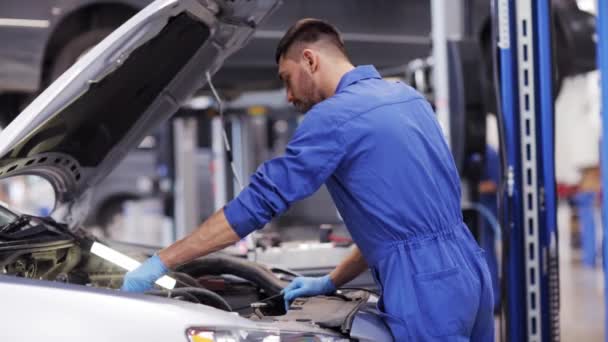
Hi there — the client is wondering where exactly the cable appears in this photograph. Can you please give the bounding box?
[232,292,284,311]
[461,202,501,239]
[206,71,259,260]
[206,71,243,191]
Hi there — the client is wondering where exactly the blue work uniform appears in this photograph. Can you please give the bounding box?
[224,65,494,341]
[572,191,597,267]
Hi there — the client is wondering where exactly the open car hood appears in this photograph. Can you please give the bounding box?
[0,0,279,228]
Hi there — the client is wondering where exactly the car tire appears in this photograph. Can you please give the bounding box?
[48,28,114,84]
[10,29,116,126]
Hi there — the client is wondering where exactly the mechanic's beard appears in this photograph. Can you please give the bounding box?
[294,100,313,113]
[293,72,322,113]
[294,93,324,113]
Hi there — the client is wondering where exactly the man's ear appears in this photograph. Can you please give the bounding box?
[302,49,319,73]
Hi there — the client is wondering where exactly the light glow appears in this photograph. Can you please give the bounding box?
[90,242,176,290]
[0,18,50,28]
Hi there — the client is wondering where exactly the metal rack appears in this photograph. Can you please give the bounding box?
[498,0,559,340]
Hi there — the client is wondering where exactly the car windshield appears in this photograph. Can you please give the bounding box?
[0,206,17,226]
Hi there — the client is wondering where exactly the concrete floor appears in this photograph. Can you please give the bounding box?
[495,202,605,341]
[560,258,604,341]
[491,202,605,341]
[557,202,604,341]
[495,261,604,341]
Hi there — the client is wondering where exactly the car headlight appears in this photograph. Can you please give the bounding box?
[186,327,349,342]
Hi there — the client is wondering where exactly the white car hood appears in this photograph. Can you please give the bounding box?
[0,0,279,227]
[0,275,342,342]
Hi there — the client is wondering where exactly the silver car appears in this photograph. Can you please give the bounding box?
[0,0,392,340]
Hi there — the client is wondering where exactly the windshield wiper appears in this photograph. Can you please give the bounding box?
[0,215,78,242]
[35,216,81,241]
[0,215,33,235]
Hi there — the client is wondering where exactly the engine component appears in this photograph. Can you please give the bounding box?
[176,254,287,296]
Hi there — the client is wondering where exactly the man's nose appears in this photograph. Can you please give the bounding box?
[286,88,295,104]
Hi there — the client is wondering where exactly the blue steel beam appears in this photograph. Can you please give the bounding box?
[499,0,559,340]
[498,0,524,339]
[598,1,608,342]
[535,0,559,339]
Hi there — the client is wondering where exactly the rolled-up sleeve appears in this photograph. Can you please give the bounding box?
[224,106,346,238]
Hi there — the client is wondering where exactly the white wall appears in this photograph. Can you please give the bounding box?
[555,71,601,185]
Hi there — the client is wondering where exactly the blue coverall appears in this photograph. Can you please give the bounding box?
[224,65,494,341]
[572,191,597,267]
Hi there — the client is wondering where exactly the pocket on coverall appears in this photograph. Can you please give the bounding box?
[413,265,479,337]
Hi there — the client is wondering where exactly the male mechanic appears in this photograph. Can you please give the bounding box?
[122,19,494,341]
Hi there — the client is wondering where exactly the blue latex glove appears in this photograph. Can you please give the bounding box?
[282,275,336,311]
[121,255,168,293]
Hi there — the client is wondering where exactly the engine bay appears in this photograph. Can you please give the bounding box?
[0,215,372,336]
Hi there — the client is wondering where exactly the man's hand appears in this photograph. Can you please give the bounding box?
[121,209,239,293]
[121,255,168,293]
[282,247,369,311]
[282,275,336,311]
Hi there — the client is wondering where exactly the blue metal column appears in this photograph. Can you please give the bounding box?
[535,0,560,339]
[497,1,525,340]
[498,0,559,340]
[598,1,608,341]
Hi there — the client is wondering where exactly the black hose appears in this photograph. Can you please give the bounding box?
[175,287,232,311]
[147,287,232,312]
[169,271,201,288]
[176,255,286,296]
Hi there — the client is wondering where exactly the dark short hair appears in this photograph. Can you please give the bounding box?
[275,18,347,64]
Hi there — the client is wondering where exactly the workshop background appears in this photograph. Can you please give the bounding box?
[0,0,605,341]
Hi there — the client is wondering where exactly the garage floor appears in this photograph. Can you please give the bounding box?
[560,258,604,341]
[491,202,604,341]
[543,203,603,341]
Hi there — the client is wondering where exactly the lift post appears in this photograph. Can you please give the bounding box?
[597,1,608,341]
[430,0,465,146]
[497,0,559,340]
